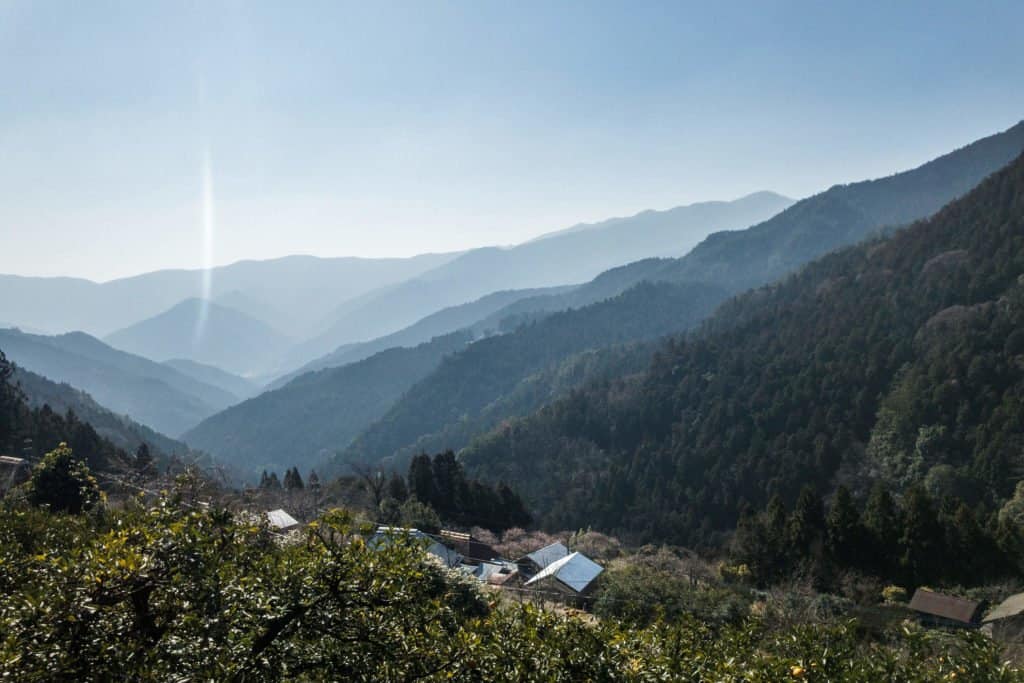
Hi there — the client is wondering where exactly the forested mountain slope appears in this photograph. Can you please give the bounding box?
[335,122,1024,470]
[272,285,574,387]
[161,359,259,403]
[340,281,729,466]
[183,331,474,477]
[12,367,190,458]
[0,351,133,474]
[462,150,1024,546]
[0,328,236,436]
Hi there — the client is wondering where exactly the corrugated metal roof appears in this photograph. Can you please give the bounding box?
[909,589,982,624]
[525,542,569,570]
[525,552,603,593]
[266,509,300,530]
[984,593,1024,623]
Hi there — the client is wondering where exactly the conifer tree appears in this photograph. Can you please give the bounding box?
[825,486,862,566]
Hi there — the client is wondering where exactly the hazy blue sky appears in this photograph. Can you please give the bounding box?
[3,1,1023,281]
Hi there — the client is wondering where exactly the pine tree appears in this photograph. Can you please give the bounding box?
[386,472,408,502]
[408,453,435,505]
[862,483,899,576]
[135,442,153,473]
[787,486,825,549]
[825,486,862,567]
[899,486,944,585]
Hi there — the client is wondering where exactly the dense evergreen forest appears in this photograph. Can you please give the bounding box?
[462,151,1024,570]
[341,281,729,465]
[329,121,1024,478]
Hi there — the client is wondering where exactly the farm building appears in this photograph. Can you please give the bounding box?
[908,588,983,629]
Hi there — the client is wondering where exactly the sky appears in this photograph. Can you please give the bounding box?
[2,1,1024,282]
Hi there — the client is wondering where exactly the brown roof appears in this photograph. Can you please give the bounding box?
[439,530,497,564]
[909,589,983,624]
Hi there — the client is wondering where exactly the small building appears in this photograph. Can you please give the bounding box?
[909,588,984,629]
[369,526,463,569]
[439,529,498,566]
[524,551,603,598]
[983,592,1024,640]
[517,541,569,578]
[0,455,28,494]
[266,509,301,531]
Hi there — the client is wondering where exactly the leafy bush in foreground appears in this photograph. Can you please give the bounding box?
[0,496,1018,681]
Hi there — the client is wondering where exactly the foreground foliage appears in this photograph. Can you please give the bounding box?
[1,498,1019,681]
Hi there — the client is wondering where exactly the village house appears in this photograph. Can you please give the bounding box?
[368,526,463,568]
[439,529,498,565]
[523,551,604,598]
[516,541,569,578]
[266,508,301,532]
[908,588,984,629]
[982,592,1024,640]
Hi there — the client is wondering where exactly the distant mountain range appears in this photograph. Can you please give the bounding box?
[290,192,793,363]
[105,299,292,378]
[0,327,239,436]
[0,253,458,340]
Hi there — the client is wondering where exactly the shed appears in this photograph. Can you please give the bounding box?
[266,509,301,531]
[909,588,983,628]
[0,455,28,494]
[517,541,569,577]
[524,551,603,596]
[983,593,1024,640]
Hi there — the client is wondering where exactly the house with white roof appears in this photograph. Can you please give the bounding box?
[523,551,603,597]
[516,541,569,577]
[266,509,301,531]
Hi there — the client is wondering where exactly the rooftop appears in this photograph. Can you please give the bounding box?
[909,589,983,625]
[266,509,300,530]
[524,551,603,593]
[523,542,569,570]
[984,593,1024,623]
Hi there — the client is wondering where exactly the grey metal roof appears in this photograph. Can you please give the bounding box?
[266,509,300,530]
[524,551,603,593]
[984,593,1024,623]
[368,526,463,568]
[524,542,569,570]
[473,561,517,581]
